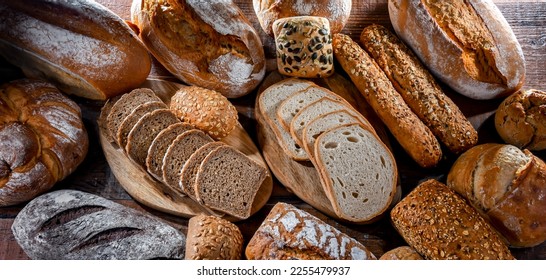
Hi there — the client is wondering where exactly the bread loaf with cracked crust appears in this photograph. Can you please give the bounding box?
[388,0,525,100]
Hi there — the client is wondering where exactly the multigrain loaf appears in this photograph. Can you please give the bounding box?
[388,0,525,100]
[145,122,195,182]
[180,142,226,200]
[195,145,267,219]
[161,129,213,193]
[495,89,546,151]
[314,123,397,223]
[0,0,151,100]
[447,144,546,247]
[125,108,179,166]
[333,33,442,168]
[11,190,186,260]
[391,179,514,260]
[116,101,167,149]
[131,0,266,98]
[245,202,376,260]
[185,215,243,260]
[360,24,477,154]
[379,246,423,260]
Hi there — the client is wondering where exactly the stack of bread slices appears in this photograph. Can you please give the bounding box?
[100,88,267,220]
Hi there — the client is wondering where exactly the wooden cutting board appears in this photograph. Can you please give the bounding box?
[98,79,273,221]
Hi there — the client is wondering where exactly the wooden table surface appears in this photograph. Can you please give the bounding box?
[1,0,545,260]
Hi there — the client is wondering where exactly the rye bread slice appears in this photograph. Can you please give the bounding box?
[146,122,195,182]
[162,129,213,192]
[314,123,397,223]
[106,88,163,144]
[125,109,179,166]
[117,101,167,150]
[99,95,122,143]
[195,146,267,219]
[180,142,226,200]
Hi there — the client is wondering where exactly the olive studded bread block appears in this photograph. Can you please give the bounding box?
[245,202,376,260]
[195,145,267,219]
[180,142,226,200]
[185,215,243,260]
[11,190,186,260]
[116,101,167,150]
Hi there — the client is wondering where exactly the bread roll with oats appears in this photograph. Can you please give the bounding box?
[185,215,243,260]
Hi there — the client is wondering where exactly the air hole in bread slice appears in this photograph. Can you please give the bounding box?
[324,142,338,149]
[352,192,359,198]
[342,131,351,135]
[347,136,359,143]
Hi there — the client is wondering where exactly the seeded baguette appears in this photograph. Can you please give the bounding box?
[333,33,442,168]
[360,24,477,154]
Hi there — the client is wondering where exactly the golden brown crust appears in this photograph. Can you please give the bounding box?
[379,246,423,260]
[333,33,442,168]
[360,24,477,154]
[391,179,514,260]
[185,215,243,260]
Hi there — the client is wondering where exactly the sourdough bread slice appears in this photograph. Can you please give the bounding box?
[314,123,397,223]
[195,146,267,219]
[146,122,195,182]
[125,109,179,166]
[162,130,213,192]
[180,142,226,200]
[117,101,167,150]
[106,88,162,145]
[302,110,361,156]
[258,78,315,161]
[276,86,344,130]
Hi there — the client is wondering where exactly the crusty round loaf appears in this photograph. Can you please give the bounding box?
[495,89,546,151]
[0,79,88,206]
[170,86,239,140]
[447,144,546,247]
[253,0,352,36]
[185,215,243,260]
[0,0,151,100]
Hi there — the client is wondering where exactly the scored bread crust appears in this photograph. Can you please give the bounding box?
[388,0,525,100]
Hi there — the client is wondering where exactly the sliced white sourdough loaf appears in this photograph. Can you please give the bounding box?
[180,142,226,200]
[258,78,315,161]
[117,101,167,150]
[314,123,397,223]
[146,122,195,182]
[195,145,267,219]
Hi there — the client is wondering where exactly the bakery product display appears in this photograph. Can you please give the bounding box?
[0,79,88,206]
[495,89,546,151]
[0,0,151,100]
[131,0,266,98]
[185,215,243,260]
[447,144,546,247]
[388,0,525,100]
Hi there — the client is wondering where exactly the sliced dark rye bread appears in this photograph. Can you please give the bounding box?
[180,142,226,200]
[314,123,397,223]
[116,101,167,150]
[146,122,195,182]
[258,78,315,161]
[276,86,345,131]
[125,109,180,166]
[162,129,213,192]
[99,95,122,143]
[194,145,267,219]
[301,109,361,157]
[106,88,163,145]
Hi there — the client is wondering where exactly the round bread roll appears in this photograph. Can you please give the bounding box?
[447,144,546,247]
[380,246,423,260]
[0,79,88,206]
[495,89,546,151]
[185,215,243,260]
[253,0,352,36]
[170,86,238,140]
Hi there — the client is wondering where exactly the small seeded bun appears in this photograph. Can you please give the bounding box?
[185,215,244,260]
[379,246,423,260]
[170,86,238,140]
[495,89,546,151]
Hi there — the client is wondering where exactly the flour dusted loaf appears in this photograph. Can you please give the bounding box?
[253,0,352,36]
[447,144,546,247]
[185,215,243,260]
[131,0,265,98]
[391,179,514,259]
[246,202,376,260]
[495,89,546,151]
[11,190,186,260]
[388,0,525,100]
[0,0,151,100]
[0,79,88,206]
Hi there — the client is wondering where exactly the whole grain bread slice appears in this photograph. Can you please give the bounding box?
[194,145,267,219]
[180,142,226,200]
[146,122,195,182]
[125,109,179,166]
[314,123,397,223]
[117,101,167,150]
[162,129,213,192]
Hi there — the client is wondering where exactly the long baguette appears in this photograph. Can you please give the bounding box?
[360,24,478,154]
[333,33,441,168]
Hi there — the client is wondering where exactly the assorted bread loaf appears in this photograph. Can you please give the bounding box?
[185,215,243,260]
